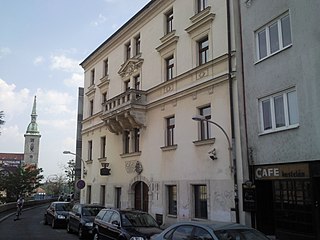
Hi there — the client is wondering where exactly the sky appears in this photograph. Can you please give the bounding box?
[0,0,150,179]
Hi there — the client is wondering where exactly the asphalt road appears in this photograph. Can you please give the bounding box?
[0,204,79,240]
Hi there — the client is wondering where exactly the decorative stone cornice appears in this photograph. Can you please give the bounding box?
[118,57,144,78]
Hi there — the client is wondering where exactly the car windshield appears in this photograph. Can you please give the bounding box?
[56,203,71,211]
[82,207,103,216]
[214,228,269,240]
[121,212,158,227]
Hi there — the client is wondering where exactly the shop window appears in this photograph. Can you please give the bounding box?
[194,184,208,219]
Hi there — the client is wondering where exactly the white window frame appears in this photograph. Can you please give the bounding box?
[255,12,292,62]
[259,89,299,134]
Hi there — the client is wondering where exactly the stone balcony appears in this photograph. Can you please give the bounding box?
[101,89,147,134]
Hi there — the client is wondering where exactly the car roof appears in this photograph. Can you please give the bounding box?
[168,221,252,231]
[75,203,104,207]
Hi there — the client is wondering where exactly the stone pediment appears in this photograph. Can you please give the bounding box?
[118,58,144,78]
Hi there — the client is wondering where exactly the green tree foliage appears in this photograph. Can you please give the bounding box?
[0,165,44,202]
[0,111,5,135]
[64,159,75,194]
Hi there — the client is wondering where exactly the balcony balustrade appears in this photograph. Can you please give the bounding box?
[101,89,147,134]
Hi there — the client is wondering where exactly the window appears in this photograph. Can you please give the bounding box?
[102,92,107,103]
[89,100,94,116]
[166,55,174,81]
[88,140,93,160]
[100,136,106,158]
[104,59,108,76]
[133,128,140,152]
[123,130,130,154]
[198,106,211,140]
[134,75,141,99]
[125,41,131,60]
[197,0,208,13]
[90,69,95,85]
[256,13,292,60]
[198,36,209,65]
[115,187,121,209]
[166,116,175,146]
[259,89,298,133]
[168,185,177,215]
[124,80,130,92]
[194,185,207,219]
[166,9,173,34]
[100,185,106,206]
[135,34,141,56]
[171,226,193,240]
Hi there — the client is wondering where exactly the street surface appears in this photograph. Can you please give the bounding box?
[0,204,79,240]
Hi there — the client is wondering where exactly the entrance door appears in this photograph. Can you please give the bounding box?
[134,181,148,212]
[255,180,274,235]
[314,177,320,239]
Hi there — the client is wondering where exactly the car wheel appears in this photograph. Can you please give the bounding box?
[51,219,56,229]
[93,232,99,240]
[67,222,73,233]
[78,226,84,239]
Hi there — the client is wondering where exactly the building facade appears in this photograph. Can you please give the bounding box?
[237,0,320,239]
[80,0,244,225]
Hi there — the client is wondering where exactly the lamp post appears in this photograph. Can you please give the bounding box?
[63,151,86,178]
[192,115,239,223]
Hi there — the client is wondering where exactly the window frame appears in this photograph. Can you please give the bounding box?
[255,13,292,61]
[199,106,211,140]
[103,59,109,77]
[89,99,94,116]
[125,41,131,60]
[259,89,299,134]
[123,130,130,154]
[165,55,174,81]
[134,34,141,56]
[166,9,173,34]
[198,36,209,65]
[133,128,140,152]
[100,136,106,158]
[194,184,208,219]
[88,140,93,161]
[197,0,208,13]
[167,185,177,215]
[90,69,95,86]
[166,116,175,146]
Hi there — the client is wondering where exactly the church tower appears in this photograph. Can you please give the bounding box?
[24,96,41,166]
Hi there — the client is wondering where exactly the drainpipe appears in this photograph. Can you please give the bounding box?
[226,0,240,223]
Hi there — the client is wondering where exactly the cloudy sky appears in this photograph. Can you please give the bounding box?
[0,0,150,179]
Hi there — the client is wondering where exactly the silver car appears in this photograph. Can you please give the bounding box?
[151,221,270,240]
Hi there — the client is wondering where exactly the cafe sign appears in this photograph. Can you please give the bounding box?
[254,163,309,180]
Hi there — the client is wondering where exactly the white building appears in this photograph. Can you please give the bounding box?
[80,0,243,225]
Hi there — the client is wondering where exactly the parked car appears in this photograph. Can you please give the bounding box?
[151,221,270,240]
[93,209,163,240]
[43,201,73,228]
[67,203,105,239]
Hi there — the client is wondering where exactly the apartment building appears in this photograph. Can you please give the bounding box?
[80,0,244,225]
[236,0,320,239]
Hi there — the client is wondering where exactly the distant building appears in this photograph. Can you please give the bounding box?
[0,153,23,173]
[0,96,41,170]
[24,96,41,167]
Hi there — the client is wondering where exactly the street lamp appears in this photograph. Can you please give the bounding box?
[192,115,239,223]
[63,151,87,178]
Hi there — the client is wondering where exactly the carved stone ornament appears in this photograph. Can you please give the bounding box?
[118,58,144,78]
[135,161,143,175]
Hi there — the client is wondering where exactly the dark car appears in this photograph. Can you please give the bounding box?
[151,221,270,240]
[67,203,105,239]
[44,201,73,228]
[93,209,163,240]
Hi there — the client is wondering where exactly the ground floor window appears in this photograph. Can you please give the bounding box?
[194,184,208,219]
[273,179,314,236]
[167,185,177,215]
[115,187,121,208]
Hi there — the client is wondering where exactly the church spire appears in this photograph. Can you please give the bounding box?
[26,96,40,135]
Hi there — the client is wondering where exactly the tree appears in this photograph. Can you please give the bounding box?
[0,165,44,202]
[64,159,75,194]
[0,111,5,135]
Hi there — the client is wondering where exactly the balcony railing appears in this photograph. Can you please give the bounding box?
[101,89,147,134]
